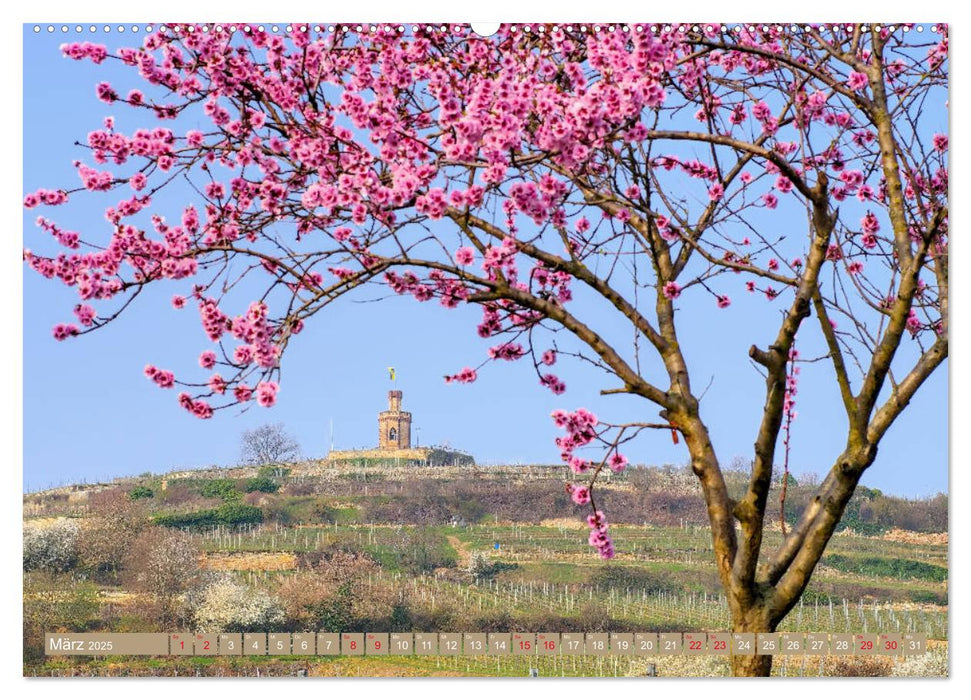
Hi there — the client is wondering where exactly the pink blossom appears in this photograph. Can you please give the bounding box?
[172,295,186,310]
[716,295,731,309]
[569,456,592,474]
[488,343,525,361]
[906,310,921,335]
[95,82,117,103]
[234,345,253,366]
[148,368,175,389]
[445,367,478,384]
[454,247,475,266]
[52,323,79,341]
[130,173,148,191]
[933,134,949,152]
[861,211,880,235]
[847,71,869,91]
[541,373,566,394]
[73,304,96,326]
[256,381,279,407]
[762,193,778,209]
[199,350,217,369]
[608,452,628,473]
[208,374,227,394]
[234,384,253,402]
[570,486,591,505]
[662,281,681,300]
[541,349,557,366]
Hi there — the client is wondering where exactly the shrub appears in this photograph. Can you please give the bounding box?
[309,499,339,524]
[153,502,263,529]
[368,528,456,574]
[216,502,263,526]
[244,476,280,493]
[128,485,154,500]
[153,509,220,529]
[276,573,339,630]
[23,518,80,572]
[192,576,285,632]
[891,646,948,677]
[590,564,681,594]
[23,571,100,662]
[307,581,357,632]
[388,602,413,631]
[199,478,239,500]
[822,554,947,582]
[261,497,300,526]
[465,550,497,581]
[828,655,892,677]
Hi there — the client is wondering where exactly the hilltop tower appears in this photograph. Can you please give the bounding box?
[378,390,411,450]
[322,384,475,468]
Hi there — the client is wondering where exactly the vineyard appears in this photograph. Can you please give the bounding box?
[23,465,948,677]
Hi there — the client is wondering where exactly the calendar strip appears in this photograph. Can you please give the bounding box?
[46,632,927,657]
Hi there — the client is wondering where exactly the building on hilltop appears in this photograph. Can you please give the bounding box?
[326,389,475,467]
[378,390,411,449]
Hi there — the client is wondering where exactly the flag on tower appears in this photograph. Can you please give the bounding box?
[388,367,396,382]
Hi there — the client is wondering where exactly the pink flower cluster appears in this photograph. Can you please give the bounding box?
[23,189,68,209]
[52,323,79,341]
[445,367,478,384]
[586,510,614,559]
[143,364,175,389]
[551,408,599,463]
[178,392,213,419]
[540,373,566,395]
[60,42,108,64]
[228,301,281,370]
[24,25,947,447]
[256,381,279,407]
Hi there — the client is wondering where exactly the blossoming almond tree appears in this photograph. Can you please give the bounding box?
[25,23,947,675]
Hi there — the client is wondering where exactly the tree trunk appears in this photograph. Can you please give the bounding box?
[731,650,773,677]
[729,607,775,677]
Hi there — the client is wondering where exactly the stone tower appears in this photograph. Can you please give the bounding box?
[378,390,411,450]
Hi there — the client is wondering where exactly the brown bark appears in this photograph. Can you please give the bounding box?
[729,606,776,677]
[731,651,774,678]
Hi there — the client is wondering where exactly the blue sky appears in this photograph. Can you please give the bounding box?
[21,25,948,497]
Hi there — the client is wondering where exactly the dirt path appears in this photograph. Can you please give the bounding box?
[446,534,470,568]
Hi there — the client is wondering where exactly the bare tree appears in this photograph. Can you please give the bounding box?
[240,422,301,467]
[122,527,200,628]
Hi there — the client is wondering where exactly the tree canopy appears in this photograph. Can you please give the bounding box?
[24,23,948,675]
